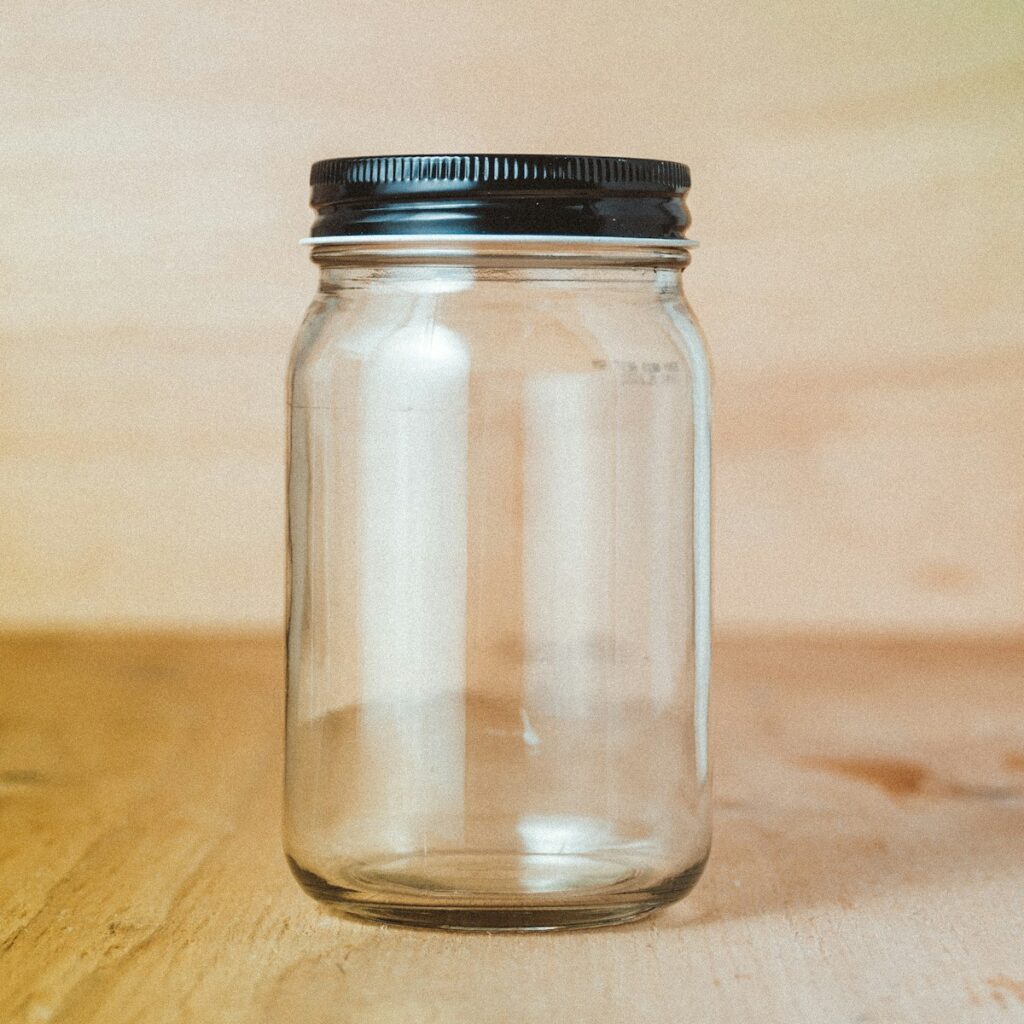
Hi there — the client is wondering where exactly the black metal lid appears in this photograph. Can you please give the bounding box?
[307,154,691,242]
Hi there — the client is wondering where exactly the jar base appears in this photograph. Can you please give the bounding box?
[287,851,707,932]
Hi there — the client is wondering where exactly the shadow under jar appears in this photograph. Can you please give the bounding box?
[284,154,712,931]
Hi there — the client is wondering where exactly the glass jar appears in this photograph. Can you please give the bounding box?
[284,154,711,931]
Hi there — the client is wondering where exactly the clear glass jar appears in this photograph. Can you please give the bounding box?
[284,155,711,931]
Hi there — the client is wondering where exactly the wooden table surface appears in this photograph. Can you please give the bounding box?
[2,633,1023,1023]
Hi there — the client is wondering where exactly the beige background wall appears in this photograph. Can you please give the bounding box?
[2,0,1022,634]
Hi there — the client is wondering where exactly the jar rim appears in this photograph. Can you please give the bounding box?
[300,233,698,249]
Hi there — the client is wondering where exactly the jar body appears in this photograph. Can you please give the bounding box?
[285,245,711,930]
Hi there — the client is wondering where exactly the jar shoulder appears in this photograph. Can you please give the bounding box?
[289,280,710,397]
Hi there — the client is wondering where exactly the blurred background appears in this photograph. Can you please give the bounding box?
[2,0,1022,638]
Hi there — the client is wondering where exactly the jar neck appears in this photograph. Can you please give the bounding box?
[310,237,692,292]
[309,236,691,268]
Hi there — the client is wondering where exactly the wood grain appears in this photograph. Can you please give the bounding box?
[2,632,1023,1023]
[2,0,1023,633]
